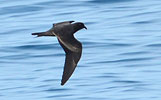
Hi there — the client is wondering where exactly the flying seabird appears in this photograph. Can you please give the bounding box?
[32,21,87,85]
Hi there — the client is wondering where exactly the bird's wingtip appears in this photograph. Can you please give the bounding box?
[70,21,75,23]
[61,81,65,86]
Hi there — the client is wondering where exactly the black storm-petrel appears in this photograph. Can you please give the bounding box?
[32,21,87,85]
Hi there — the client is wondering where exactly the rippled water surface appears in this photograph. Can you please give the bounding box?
[1,0,161,100]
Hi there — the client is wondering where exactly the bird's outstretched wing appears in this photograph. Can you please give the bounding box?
[53,21,74,27]
[57,37,82,85]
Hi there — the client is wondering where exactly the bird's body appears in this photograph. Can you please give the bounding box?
[32,21,87,85]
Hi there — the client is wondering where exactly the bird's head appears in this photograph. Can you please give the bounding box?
[74,22,87,31]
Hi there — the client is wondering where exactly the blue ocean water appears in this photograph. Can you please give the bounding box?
[1,0,161,100]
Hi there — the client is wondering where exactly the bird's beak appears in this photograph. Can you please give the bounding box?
[84,25,87,30]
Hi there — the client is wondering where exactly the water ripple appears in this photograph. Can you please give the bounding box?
[0,5,43,15]
[88,0,136,4]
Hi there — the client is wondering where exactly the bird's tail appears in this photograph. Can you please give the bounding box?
[32,32,47,37]
[32,31,55,37]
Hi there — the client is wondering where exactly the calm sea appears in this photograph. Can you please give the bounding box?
[1,0,161,100]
